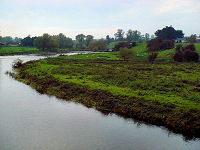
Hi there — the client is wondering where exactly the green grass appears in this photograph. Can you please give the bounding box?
[0,46,39,54]
[107,42,200,62]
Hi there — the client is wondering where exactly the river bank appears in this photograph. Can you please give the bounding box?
[10,53,200,139]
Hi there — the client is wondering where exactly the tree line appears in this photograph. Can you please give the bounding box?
[0,26,199,52]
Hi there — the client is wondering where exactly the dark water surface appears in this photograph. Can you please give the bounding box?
[0,54,199,150]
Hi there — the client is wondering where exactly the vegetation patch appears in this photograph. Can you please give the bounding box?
[12,54,200,139]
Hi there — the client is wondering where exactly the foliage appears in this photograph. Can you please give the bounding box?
[173,51,184,62]
[148,52,158,62]
[183,50,199,62]
[76,34,86,50]
[85,35,94,47]
[147,38,174,52]
[106,35,115,44]
[33,33,59,51]
[173,44,199,62]
[21,36,37,47]
[126,30,142,42]
[155,26,184,40]
[145,33,150,41]
[113,41,136,51]
[183,44,196,51]
[119,47,134,61]
[186,34,197,43]
[175,45,183,51]
[114,29,125,41]
[57,33,73,49]
[88,39,107,51]
[0,36,13,45]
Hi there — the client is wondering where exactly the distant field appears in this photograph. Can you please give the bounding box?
[0,46,74,55]
[0,47,39,54]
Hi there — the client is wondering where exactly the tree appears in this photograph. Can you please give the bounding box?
[145,33,150,41]
[76,34,86,50]
[126,29,133,42]
[106,35,114,44]
[114,29,125,41]
[33,33,59,51]
[21,36,36,47]
[0,36,13,45]
[132,30,141,41]
[186,34,197,43]
[57,33,66,48]
[65,38,73,48]
[88,39,107,51]
[151,34,155,39]
[113,42,136,51]
[57,33,73,49]
[155,26,184,40]
[126,30,142,42]
[85,35,94,47]
[119,47,134,61]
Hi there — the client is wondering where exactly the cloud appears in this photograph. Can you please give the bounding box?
[0,0,200,38]
[154,0,200,14]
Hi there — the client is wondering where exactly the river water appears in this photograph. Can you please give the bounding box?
[0,54,199,150]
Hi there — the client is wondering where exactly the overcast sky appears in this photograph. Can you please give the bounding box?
[0,0,199,39]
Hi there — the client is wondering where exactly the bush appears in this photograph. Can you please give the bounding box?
[147,38,174,52]
[183,50,199,62]
[183,44,195,51]
[161,40,174,50]
[173,44,199,62]
[173,51,184,62]
[88,39,107,51]
[175,45,183,52]
[114,42,136,51]
[148,53,158,62]
[119,47,134,61]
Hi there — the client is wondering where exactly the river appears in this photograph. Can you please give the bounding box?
[0,54,199,150]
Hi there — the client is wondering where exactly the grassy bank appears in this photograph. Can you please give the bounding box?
[0,46,75,56]
[0,46,39,54]
[12,52,200,138]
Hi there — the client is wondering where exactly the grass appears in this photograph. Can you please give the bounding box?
[0,46,75,55]
[11,43,200,138]
[0,46,39,54]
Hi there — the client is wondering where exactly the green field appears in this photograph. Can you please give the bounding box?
[12,44,200,138]
[0,46,39,54]
[0,46,74,55]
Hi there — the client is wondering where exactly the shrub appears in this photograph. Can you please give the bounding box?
[183,50,199,62]
[114,42,136,51]
[175,45,183,52]
[183,44,195,51]
[119,47,134,61]
[173,51,184,62]
[148,53,158,62]
[161,40,174,50]
[173,44,199,62]
[147,38,174,52]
